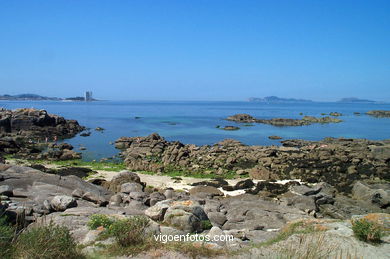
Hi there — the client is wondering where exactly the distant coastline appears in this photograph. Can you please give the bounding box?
[248,96,381,103]
[0,93,98,101]
[248,96,313,103]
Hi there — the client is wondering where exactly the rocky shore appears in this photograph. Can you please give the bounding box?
[226,113,342,126]
[115,133,390,192]
[0,108,85,160]
[1,164,389,258]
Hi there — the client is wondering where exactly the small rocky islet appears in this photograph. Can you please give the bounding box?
[1,108,390,258]
[226,113,343,126]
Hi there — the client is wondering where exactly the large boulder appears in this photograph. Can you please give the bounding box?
[162,200,209,233]
[50,195,77,211]
[189,186,224,198]
[144,200,173,221]
[352,181,390,208]
[103,171,144,192]
[0,165,112,219]
[120,182,143,194]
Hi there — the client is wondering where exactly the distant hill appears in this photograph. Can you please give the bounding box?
[337,97,376,103]
[0,94,97,101]
[248,96,313,103]
[0,94,61,101]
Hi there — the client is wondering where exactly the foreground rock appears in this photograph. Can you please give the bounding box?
[0,164,111,222]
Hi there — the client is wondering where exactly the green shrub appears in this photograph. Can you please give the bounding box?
[87,214,114,230]
[352,218,383,243]
[108,216,150,247]
[0,215,15,259]
[201,220,213,230]
[14,223,83,259]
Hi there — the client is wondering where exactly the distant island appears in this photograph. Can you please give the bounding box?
[337,97,376,103]
[0,93,97,101]
[0,94,61,101]
[248,96,313,103]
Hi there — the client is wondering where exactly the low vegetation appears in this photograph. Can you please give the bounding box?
[87,214,114,230]
[276,233,337,259]
[108,216,150,247]
[0,215,84,259]
[0,215,15,259]
[87,215,224,258]
[351,218,384,243]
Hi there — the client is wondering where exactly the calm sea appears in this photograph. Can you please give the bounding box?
[1,100,390,161]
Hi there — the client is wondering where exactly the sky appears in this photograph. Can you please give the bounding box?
[0,0,389,101]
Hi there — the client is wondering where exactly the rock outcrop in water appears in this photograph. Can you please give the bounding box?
[226,113,342,126]
[366,110,390,117]
[0,108,85,159]
[0,108,85,138]
[116,134,390,192]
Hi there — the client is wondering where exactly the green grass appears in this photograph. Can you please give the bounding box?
[14,223,84,259]
[0,215,84,259]
[87,214,114,230]
[0,215,15,259]
[139,169,236,179]
[201,220,213,230]
[29,159,127,172]
[254,221,323,248]
[8,154,238,179]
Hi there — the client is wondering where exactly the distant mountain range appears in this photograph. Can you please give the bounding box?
[248,96,380,103]
[0,94,96,101]
[248,96,313,103]
[336,97,376,103]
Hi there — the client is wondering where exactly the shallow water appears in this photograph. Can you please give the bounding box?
[1,100,390,160]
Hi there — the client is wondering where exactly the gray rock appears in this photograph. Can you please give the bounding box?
[109,194,122,205]
[145,199,172,221]
[120,182,143,194]
[129,191,148,201]
[290,185,322,196]
[71,189,84,198]
[50,195,77,211]
[149,192,166,206]
[207,211,227,227]
[164,189,174,199]
[104,170,143,192]
[189,186,223,198]
[0,185,13,196]
[82,191,108,206]
[352,181,390,208]
[163,208,203,233]
[221,194,308,231]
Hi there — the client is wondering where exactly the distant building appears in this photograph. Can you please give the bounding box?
[85,91,93,101]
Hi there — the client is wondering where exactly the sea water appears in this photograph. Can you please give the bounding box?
[1,100,390,161]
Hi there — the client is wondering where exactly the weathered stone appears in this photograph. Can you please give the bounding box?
[144,200,173,221]
[189,186,223,198]
[109,194,122,205]
[0,185,13,196]
[120,182,143,194]
[207,211,227,227]
[50,195,77,211]
[104,171,143,192]
[352,181,390,208]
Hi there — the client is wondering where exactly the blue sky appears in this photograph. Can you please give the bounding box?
[0,0,389,101]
